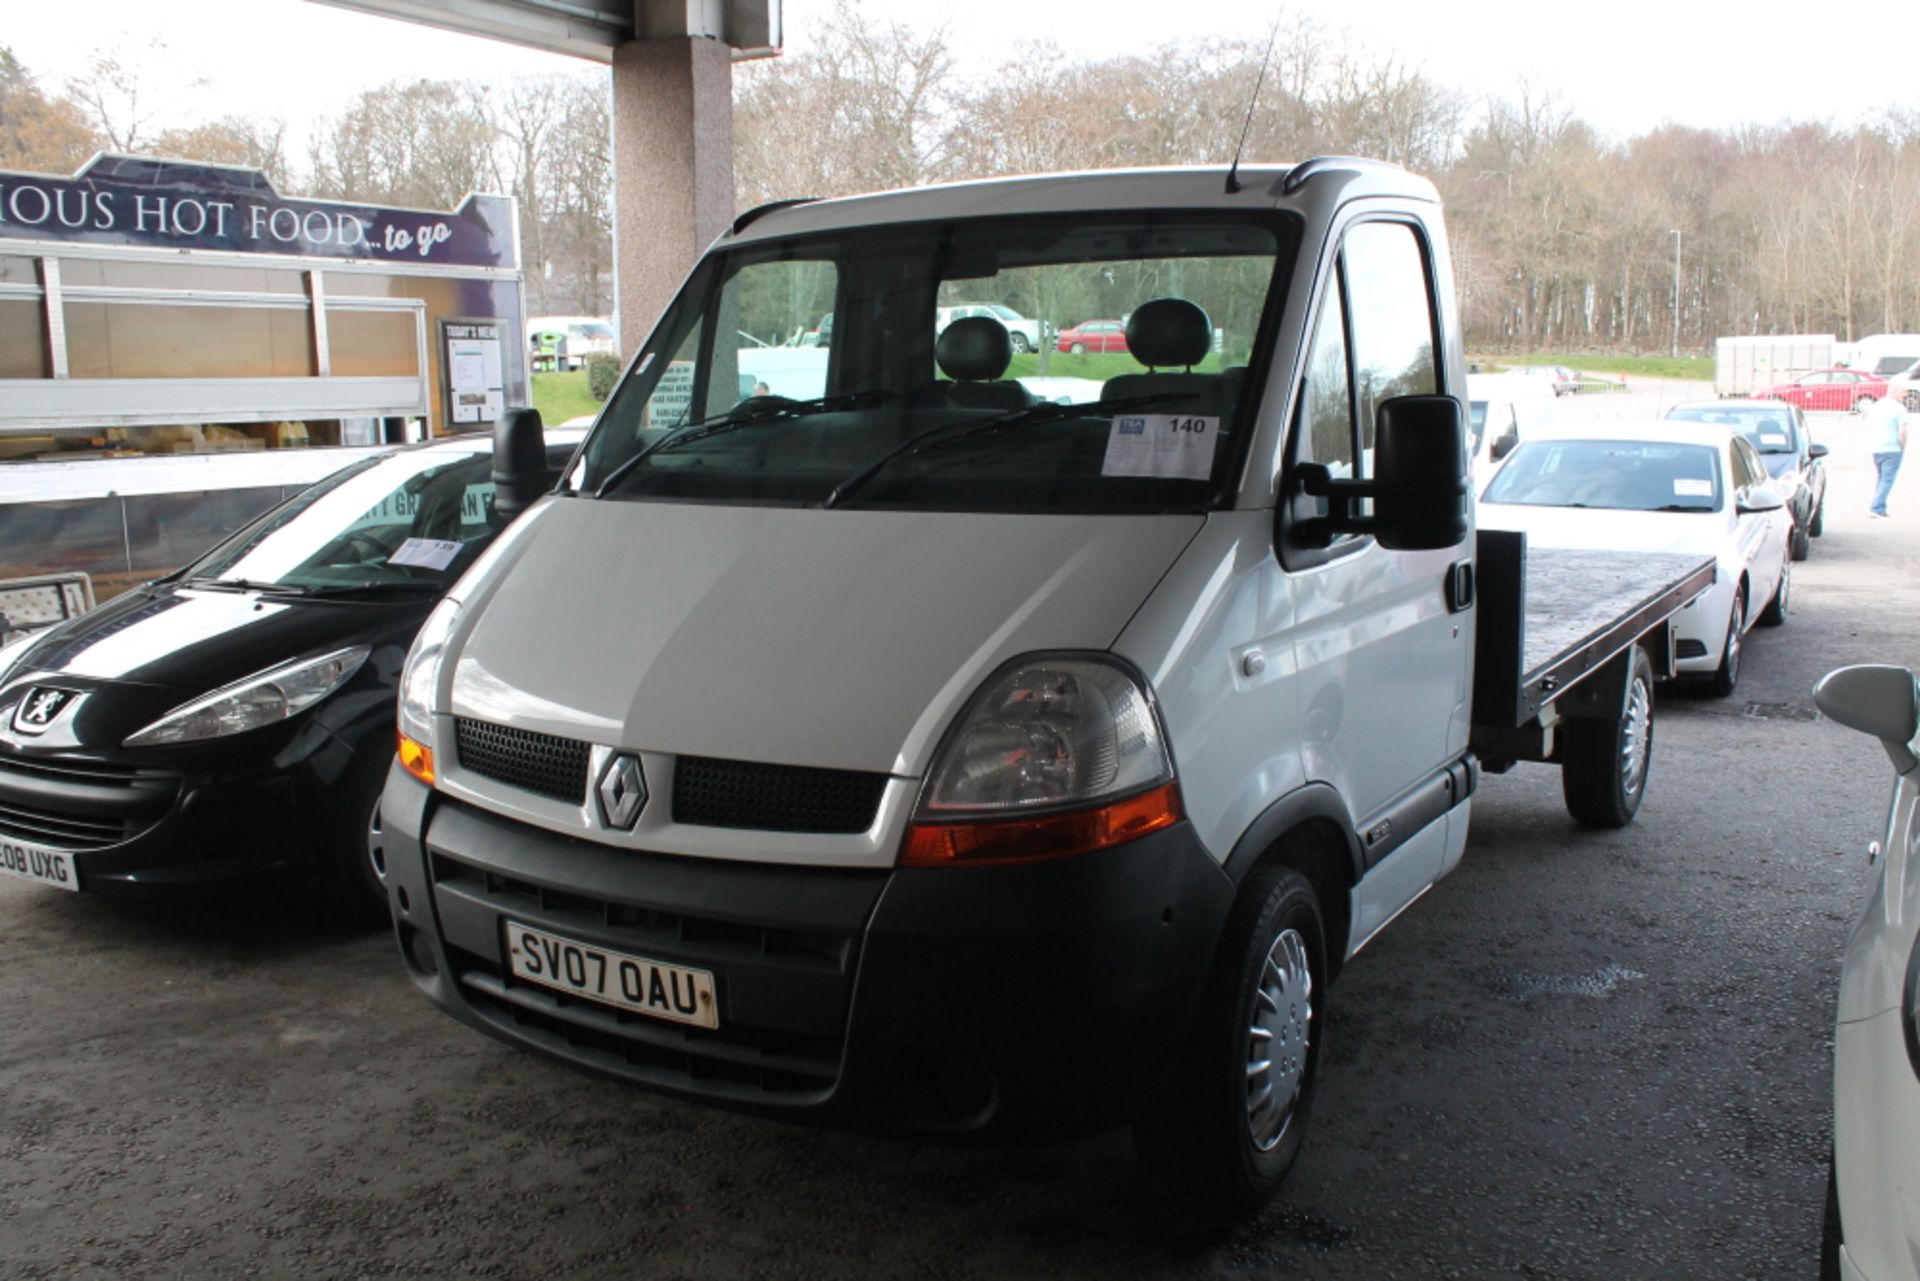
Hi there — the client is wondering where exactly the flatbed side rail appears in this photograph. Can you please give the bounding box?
[1472,530,1715,731]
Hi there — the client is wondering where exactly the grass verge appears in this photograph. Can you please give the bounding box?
[532,371,603,426]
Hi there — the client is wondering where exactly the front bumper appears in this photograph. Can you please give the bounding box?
[383,767,1238,1140]
[0,720,359,896]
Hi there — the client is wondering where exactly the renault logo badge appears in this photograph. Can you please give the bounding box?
[12,686,81,736]
[596,754,648,830]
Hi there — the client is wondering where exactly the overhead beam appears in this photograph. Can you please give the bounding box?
[306,0,780,62]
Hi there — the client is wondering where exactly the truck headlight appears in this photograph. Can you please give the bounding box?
[397,598,459,785]
[124,645,370,747]
[902,654,1181,867]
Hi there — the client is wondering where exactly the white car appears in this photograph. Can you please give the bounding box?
[935,303,1045,354]
[1479,421,1792,696]
[1815,663,1920,1281]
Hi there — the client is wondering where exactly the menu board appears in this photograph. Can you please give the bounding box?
[444,321,506,426]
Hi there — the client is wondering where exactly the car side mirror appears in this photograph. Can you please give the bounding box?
[492,407,550,523]
[1815,664,1920,773]
[1490,432,1519,462]
[1808,443,1830,459]
[1296,395,1470,551]
[1736,487,1785,515]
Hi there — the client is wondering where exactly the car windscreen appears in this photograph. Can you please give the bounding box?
[576,212,1294,514]
[1482,439,1724,512]
[1666,405,1798,454]
[187,447,501,590]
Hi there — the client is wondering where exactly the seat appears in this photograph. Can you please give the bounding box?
[1101,298,1228,417]
[909,317,1034,411]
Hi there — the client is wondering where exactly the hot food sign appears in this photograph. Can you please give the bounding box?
[0,154,517,270]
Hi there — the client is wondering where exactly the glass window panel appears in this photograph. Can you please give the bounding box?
[92,260,308,293]
[0,256,40,285]
[63,302,314,378]
[122,488,290,575]
[0,299,47,378]
[0,497,129,585]
[1343,222,1438,454]
[1298,285,1356,490]
[327,309,420,376]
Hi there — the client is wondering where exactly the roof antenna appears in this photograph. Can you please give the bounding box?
[1225,14,1284,195]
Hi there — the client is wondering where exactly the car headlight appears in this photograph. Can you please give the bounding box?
[123,645,371,747]
[902,654,1181,867]
[397,598,460,785]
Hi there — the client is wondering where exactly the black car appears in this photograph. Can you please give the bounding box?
[1667,398,1829,560]
[0,423,576,917]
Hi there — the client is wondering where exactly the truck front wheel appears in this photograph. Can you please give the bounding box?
[1134,863,1326,1214]
[1561,645,1655,828]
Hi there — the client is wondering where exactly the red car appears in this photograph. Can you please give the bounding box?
[1756,367,1888,413]
[1056,319,1129,355]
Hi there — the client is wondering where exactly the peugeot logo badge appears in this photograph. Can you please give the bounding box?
[12,686,81,736]
[596,753,648,830]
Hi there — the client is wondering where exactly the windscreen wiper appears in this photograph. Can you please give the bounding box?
[296,581,447,598]
[592,389,894,499]
[184,577,317,596]
[821,391,1194,510]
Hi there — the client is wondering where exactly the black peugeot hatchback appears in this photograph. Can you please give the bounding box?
[0,416,578,918]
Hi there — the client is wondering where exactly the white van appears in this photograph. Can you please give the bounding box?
[379,162,1711,1211]
[1465,372,1557,474]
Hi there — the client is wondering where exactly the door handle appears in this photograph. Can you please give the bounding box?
[1446,559,1475,613]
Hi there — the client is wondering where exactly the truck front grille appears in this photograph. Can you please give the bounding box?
[673,756,888,834]
[453,718,589,805]
[431,847,872,1102]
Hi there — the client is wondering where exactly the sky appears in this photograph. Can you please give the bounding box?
[3,0,1916,172]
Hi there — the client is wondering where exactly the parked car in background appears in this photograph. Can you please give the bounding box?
[528,316,617,372]
[0,422,582,918]
[1466,372,1559,475]
[1479,421,1792,697]
[1883,358,1920,413]
[1055,319,1129,354]
[1510,363,1581,396]
[1667,398,1828,561]
[1813,662,1920,1281]
[1755,368,1887,413]
[936,303,1045,354]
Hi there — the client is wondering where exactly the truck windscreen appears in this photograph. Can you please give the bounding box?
[579,213,1293,514]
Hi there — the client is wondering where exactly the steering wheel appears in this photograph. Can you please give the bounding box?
[339,532,389,564]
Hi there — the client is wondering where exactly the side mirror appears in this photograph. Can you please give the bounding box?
[491,407,549,523]
[1809,442,1830,459]
[1490,432,1519,462]
[1736,487,1785,514]
[1297,395,1470,551]
[1815,664,1920,773]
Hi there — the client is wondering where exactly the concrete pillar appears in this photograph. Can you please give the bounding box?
[610,37,734,360]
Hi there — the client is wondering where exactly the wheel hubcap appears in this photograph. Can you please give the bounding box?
[1620,675,1652,796]
[1245,927,1313,1152]
[366,799,387,880]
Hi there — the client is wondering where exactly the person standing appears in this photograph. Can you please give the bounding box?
[1866,392,1909,518]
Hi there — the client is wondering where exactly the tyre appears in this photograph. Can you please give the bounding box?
[1010,333,1031,354]
[1561,646,1655,828]
[1852,394,1876,413]
[327,750,395,928]
[1706,589,1745,698]
[1791,525,1811,561]
[1759,558,1789,626]
[1810,501,1825,537]
[1069,341,1086,355]
[1134,863,1326,1214]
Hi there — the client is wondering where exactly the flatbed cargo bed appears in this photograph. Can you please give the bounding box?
[1472,529,1716,733]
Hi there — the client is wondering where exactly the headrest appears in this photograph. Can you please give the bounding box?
[1126,298,1212,369]
[935,317,1013,381]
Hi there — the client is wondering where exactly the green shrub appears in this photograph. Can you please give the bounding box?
[585,353,622,402]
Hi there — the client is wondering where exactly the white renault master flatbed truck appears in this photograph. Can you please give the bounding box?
[378,160,1714,1208]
